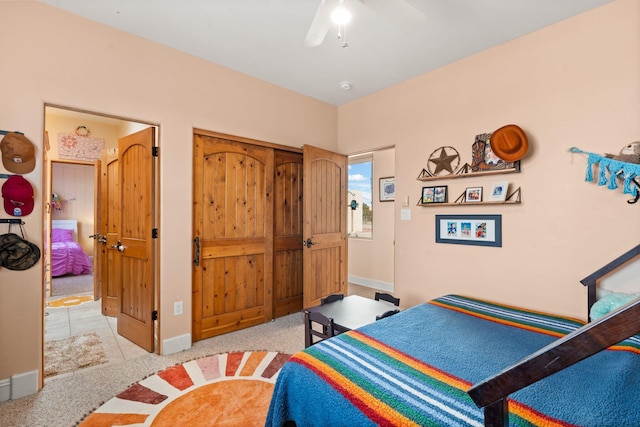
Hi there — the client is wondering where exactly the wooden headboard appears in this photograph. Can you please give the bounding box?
[581,243,640,317]
[51,219,78,242]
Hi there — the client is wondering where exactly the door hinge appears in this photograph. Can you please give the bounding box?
[152,146,159,157]
[152,310,158,321]
[152,228,158,239]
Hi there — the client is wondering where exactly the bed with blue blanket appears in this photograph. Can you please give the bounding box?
[266,294,640,426]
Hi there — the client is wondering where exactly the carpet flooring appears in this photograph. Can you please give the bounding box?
[0,285,376,426]
[79,351,290,426]
[51,273,94,296]
[0,311,305,427]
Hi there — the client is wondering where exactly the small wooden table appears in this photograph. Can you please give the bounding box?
[306,295,399,333]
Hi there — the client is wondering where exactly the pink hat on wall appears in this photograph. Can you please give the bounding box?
[2,175,34,216]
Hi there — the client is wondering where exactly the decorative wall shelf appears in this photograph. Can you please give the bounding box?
[417,188,522,207]
[417,161,521,182]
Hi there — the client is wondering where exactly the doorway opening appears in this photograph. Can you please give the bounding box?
[43,105,159,379]
[347,147,395,294]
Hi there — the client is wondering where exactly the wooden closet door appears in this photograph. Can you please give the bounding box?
[192,133,274,341]
[302,145,348,308]
[273,150,303,318]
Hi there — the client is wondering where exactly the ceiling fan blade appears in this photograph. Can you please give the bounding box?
[303,0,334,47]
[364,0,426,29]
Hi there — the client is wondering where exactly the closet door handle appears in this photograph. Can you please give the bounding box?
[194,236,200,266]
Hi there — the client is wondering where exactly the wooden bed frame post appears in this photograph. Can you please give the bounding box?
[483,399,508,427]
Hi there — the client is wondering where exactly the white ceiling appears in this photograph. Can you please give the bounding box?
[38,0,612,106]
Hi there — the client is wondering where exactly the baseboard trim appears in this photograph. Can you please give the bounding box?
[348,275,394,293]
[0,378,10,402]
[162,333,191,355]
[11,370,38,400]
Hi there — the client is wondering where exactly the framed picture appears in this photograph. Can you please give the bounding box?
[435,214,502,247]
[465,187,483,203]
[421,185,448,204]
[379,177,395,202]
[488,182,509,202]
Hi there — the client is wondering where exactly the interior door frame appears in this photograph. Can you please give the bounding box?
[43,104,161,355]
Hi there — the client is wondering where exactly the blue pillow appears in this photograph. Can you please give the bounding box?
[590,292,639,320]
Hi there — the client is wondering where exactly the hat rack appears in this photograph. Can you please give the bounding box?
[0,219,25,224]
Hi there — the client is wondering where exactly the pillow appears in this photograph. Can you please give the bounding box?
[51,228,74,243]
[590,291,640,320]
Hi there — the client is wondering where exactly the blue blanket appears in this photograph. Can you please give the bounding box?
[266,295,640,426]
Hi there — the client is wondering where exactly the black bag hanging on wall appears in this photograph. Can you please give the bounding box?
[0,223,40,271]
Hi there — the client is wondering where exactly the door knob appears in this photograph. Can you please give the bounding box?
[90,233,108,245]
[303,238,317,248]
[111,240,125,252]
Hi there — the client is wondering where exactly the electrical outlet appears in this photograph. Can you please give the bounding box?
[174,301,184,316]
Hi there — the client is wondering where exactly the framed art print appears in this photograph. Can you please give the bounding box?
[465,187,482,203]
[422,185,448,204]
[435,214,502,247]
[379,177,395,202]
[488,182,509,202]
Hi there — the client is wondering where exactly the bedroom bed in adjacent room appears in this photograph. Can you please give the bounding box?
[51,219,92,277]
[266,245,640,426]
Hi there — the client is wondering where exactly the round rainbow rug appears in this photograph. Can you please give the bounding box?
[79,351,290,427]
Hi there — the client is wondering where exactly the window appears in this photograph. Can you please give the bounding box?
[348,154,373,239]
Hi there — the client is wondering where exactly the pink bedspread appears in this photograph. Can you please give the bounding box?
[51,228,92,277]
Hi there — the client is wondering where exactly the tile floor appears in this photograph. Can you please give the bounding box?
[44,292,149,381]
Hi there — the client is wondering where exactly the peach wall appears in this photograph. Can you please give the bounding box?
[339,0,640,318]
[0,2,337,386]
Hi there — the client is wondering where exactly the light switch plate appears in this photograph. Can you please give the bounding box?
[174,301,184,316]
[400,208,411,220]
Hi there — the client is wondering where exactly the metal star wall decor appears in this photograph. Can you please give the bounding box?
[427,146,460,176]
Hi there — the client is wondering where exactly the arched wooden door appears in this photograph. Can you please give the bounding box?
[302,145,348,308]
[192,133,274,340]
[273,150,304,318]
[98,149,119,316]
[116,128,156,352]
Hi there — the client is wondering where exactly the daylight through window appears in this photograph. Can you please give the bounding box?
[348,154,373,239]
